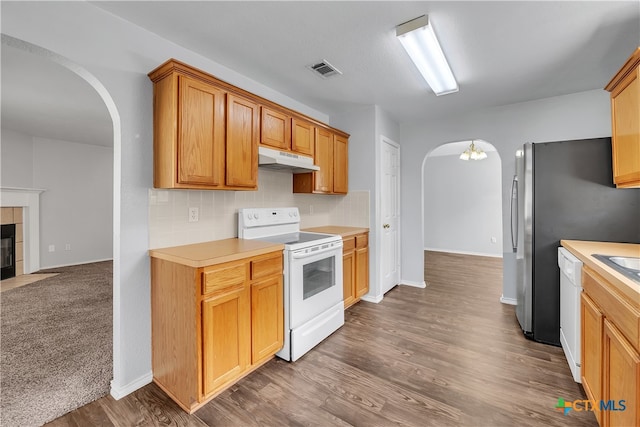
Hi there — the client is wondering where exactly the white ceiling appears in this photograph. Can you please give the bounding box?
[2,1,638,147]
[1,44,113,147]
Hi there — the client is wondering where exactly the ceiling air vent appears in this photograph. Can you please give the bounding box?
[308,60,342,79]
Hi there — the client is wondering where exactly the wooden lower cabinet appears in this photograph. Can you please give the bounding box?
[150,250,283,413]
[251,275,284,364]
[202,284,250,395]
[355,234,369,298]
[342,236,356,308]
[581,266,640,427]
[603,319,640,427]
[581,292,603,425]
[343,232,369,308]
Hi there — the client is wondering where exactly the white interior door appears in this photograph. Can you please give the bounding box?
[380,137,400,294]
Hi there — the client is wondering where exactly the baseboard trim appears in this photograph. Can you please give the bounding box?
[40,258,113,271]
[110,371,153,400]
[424,248,503,258]
[400,280,427,288]
[361,294,383,303]
[500,296,517,305]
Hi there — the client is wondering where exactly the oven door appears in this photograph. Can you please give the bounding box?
[288,241,343,330]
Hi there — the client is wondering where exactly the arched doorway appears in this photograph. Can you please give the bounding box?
[421,139,503,295]
[1,35,121,425]
[422,140,503,256]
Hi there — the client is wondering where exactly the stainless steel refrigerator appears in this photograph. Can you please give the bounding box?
[513,138,640,345]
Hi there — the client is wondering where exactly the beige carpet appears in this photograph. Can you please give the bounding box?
[0,261,113,426]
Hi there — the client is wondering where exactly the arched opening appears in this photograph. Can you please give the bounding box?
[421,140,503,295]
[1,35,121,425]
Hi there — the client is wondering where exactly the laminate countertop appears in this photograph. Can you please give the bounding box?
[148,238,284,268]
[303,226,369,238]
[561,240,640,308]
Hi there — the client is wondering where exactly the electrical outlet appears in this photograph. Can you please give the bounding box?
[491,237,497,243]
[189,207,199,222]
[65,243,71,251]
[48,244,55,252]
[309,205,314,215]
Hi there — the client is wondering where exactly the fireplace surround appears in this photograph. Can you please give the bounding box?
[0,188,45,275]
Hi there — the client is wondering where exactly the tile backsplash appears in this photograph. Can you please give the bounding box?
[149,169,369,249]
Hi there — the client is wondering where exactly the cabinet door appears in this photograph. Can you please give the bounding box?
[343,249,356,308]
[226,94,259,188]
[611,68,640,187]
[261,107,290,150]
[202,285,250,396]
[251,276,284,364]
[314,128,333,193]
[581,291,603,424]
[178,76,226,186]
[292,118,315,157]
[603,319,640,427]
[333,134,348,194]
[355,245,369,299]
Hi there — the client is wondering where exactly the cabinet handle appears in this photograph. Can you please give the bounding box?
[383,224,390,229]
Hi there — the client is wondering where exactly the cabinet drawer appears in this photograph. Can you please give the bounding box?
[343,236,355,252]
[203,263,247,295]
[356,233,368,249]
[583,266,640,352]
[250,253,282,280]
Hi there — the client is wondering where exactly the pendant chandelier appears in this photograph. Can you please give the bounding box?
[459,140,487,161]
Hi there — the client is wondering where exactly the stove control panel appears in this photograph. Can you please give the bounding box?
[238,207,300,238]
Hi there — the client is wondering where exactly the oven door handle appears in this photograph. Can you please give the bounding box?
[291,242,343,259]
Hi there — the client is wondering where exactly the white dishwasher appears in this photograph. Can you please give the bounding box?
[558,247,583,383]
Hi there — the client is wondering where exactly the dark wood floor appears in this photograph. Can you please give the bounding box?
[47,251,597,426]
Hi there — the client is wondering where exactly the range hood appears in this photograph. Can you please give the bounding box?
[258,146,320,173]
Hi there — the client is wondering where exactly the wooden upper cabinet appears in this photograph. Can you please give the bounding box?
[605,47,640,188]
[313,128,334,193]
[293,128,350,195]
[178,76,226,186]
[333,134,348,194]
[149,59,348,191]
[226,94,259,189]
[260,107,291,150]
[292,118,315,157]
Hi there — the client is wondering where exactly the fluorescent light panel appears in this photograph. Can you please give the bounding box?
[396,15,458,96]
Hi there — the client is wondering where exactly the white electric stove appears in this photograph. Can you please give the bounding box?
[239,207,344,361]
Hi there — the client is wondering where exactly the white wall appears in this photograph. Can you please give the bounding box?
[1,128,34,187]
[1,0,333,398]
[1,130,113,268]
[423,151,502,257]
[32,137,113,267]
[330,105,401,302]
[400,89,611,301]
[149,170,369,249]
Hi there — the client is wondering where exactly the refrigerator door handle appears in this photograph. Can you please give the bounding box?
[510,175,518,252]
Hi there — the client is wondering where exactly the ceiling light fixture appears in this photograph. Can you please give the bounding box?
[396,15,458,96]
[459,141,487,161]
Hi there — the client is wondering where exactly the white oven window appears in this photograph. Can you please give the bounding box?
[303,257,335,299]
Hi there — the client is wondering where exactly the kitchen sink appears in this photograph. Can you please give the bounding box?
[593,254,640,283]
[608,256,640,270]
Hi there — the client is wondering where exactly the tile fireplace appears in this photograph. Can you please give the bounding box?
[1,224,16,279]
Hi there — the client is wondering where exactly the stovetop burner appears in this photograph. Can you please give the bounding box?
[256,232,337,246]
